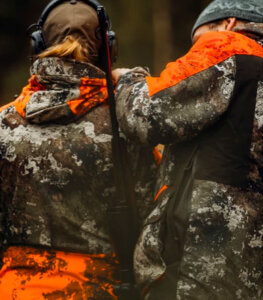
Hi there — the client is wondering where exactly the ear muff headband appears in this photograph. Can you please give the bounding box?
[28,0,117,63]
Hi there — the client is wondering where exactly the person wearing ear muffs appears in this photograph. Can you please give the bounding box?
[113,0,263,299]
[0,1,157,299]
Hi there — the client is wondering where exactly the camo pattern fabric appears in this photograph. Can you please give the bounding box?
[0,57,157,298]
[115,24,263,299]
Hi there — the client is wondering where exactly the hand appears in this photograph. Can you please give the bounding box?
[112,68,132,82]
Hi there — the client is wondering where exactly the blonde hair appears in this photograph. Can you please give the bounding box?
[38,35,91,62]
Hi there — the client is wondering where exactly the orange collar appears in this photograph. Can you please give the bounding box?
[14,75,108,118]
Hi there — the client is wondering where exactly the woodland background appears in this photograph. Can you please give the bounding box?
[0,0,211,105]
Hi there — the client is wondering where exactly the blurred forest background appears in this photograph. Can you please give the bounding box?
[0,0,211,106]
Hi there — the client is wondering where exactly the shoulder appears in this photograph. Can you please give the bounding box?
[147,31,263,97]
[0,101,15,115]
[0,102,27,132]
[193,31,263,59]
[0,101,16,128]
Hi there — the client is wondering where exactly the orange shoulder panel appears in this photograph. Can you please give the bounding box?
[0,101,15,114]
[147,31,263,97]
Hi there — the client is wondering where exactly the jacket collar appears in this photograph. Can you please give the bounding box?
[14,58,108,124]
[31,57,105,80]
[233,22,263,46]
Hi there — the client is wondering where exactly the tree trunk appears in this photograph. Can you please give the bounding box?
[152,0,174,74]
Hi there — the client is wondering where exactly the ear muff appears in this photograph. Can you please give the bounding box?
[29,28,46,55]
[28,0,118,63]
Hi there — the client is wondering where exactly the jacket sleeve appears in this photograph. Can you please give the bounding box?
[116,58,236,145]
[115,32,248,146]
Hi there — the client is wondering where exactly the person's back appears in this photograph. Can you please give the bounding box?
[0,1,156,299]
[113,0,263,299]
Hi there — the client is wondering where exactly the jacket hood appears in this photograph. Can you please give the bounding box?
[14,57,108,124]
[234,22,263,45]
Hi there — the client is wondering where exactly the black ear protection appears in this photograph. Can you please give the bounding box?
[27,0,118,63]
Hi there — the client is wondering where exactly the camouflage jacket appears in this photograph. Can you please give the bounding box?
[0,57,156,287]
[115,24,263,299]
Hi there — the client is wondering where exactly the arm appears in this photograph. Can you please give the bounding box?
[115,61,236,146]
[114,32,243,145]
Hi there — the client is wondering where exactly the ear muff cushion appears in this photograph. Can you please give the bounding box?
[30,30,46,55]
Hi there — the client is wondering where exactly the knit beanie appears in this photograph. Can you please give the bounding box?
[192,0,263,37]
